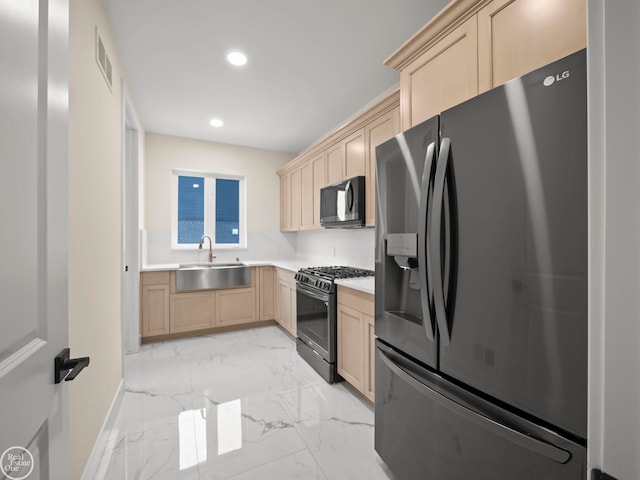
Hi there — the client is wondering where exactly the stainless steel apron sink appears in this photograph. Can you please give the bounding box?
[176,263,251,291]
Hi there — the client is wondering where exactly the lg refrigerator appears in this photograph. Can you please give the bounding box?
[374,49,587,479]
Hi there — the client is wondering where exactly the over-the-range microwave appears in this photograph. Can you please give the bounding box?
[319,176,365,228]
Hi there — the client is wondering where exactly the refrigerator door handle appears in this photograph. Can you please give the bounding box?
[431,138,452,344]
[377,346,572,465]
[418,141,436,340]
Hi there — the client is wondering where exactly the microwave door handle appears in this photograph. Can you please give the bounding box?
[345,180,354,212]
[418,141,436,341]
[431,138,452,345]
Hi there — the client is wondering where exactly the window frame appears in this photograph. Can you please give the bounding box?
[171,169,247,250]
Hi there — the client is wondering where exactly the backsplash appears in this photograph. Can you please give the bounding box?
[141,227,375,269]
[294,228,375,270]
[142,229,297,265]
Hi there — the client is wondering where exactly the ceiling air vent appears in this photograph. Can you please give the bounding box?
[95,26,113,91]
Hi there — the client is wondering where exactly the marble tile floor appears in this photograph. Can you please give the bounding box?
[94,326,394,480]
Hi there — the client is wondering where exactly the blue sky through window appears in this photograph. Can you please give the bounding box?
[215,178,240,244]
[177,176,204,244]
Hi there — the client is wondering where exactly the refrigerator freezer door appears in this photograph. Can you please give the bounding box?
[438,50,587,438]
[375,342,587,480]
[375,116,439,368]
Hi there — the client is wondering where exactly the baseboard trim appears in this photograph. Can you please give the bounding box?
[80,378,125,480]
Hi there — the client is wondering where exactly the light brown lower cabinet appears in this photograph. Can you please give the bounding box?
[141,284,170,336]
[141,267,273,342]
[258,266,276,320]
[170,292,215,334]
[337,286,375,402]
[215,287,257,327]
[141,271,171,337]
[275,268,297,337]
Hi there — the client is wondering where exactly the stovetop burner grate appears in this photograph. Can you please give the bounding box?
[297,266,374,280]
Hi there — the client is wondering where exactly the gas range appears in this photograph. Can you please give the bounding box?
[295,265,375,383]
[294,266,375,293]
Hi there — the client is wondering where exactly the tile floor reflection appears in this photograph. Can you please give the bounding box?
[95,326,394,479]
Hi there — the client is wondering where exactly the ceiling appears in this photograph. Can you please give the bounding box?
[104,0,449,154]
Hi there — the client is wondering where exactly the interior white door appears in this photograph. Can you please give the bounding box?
[0,0,71,478]
[123,123,140,354]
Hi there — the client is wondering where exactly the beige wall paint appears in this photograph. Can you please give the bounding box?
[145,133,293,232]
[68,0,144,478]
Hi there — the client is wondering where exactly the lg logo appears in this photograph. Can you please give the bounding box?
[543,71,570,87]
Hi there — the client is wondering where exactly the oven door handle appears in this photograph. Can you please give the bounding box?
[296,284,330,303]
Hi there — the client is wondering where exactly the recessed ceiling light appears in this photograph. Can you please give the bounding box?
[209,118,224,128]
[227,51,247,66]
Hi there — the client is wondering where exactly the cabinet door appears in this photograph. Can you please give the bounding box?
[337,303,365,391]
[141,284,170,337]
[478,0,586,93]
[277,281,291,331]
[400,16,478,128]
[300,162,314,230]
[364,313,376,402]
[259,267,275,320]
[216,288,257,327]
[312,153,326,228]
[290,168,301,231]
[289,284,297,336]
[326,141,344,185]
[280,174,291,231]
[344,128,366,179]
[365,107,400,226]
[170,292,215,333]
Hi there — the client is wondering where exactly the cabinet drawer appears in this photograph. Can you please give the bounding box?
[337,286,374,317]
[276,268,296,286]
[142,270,170,286]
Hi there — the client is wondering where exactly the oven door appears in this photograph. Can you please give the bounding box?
[296,283,334,362]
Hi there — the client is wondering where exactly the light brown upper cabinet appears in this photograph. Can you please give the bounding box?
[312,153,326,228]
[344,128,366,179]
[277,90,399,232]
[399,16,478,128]
[477,0,587,92]
[300,161,315,230]
[280,168,301,232]
[326,141,344,186]
[280,173,291,231]
[326,128,365,185]
[386,0,586,130]
[364,107,400,226]
[290,168,301,231]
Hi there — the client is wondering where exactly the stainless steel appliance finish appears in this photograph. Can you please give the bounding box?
[176,263,251,291]
[320,176,366,228]
[295,266,374,383]
[375,50,587,479]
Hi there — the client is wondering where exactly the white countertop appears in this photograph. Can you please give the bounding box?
[140,260,375,296]
[140,260,313,273]
[335,277,375,295]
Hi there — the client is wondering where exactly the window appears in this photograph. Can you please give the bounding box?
[172,171,246,248]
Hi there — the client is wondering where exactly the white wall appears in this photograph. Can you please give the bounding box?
[588,1,640,478]
[68,0,144,478]
[143,133,295,263]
